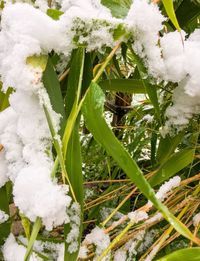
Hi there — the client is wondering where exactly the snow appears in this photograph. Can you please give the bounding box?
[128,210,148,224]
[66,202,81,253]
[114,249,127,261]
[193,213,200,227]
[148,176,181,207]
[0,209,9,224]
[3,234,41,261]
[0,0,200,257]
[78,246,88,259]
[125,0,166,79]
[0,150,9,187]
[84,227,110,260]
[0,3,73,230]
[13,166,72,230]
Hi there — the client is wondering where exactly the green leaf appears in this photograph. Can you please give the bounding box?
[157,132,184,165]
[42,58,66,136]
[47,8,63,20]
[26,55,48,71]
[0,185,10,246]
[99,79,146,93]
[150,148,195,187]
[82,82,200,245]
[101,0,130,18]
[24,217,42,261]
[175,1,200,31]
[162,0,181,31]
[64,119,83,261]
[0,86,12,112]
[157,247,200,261]
[63,48,85,261]
[113,24,128,41]
[64,48,85,118]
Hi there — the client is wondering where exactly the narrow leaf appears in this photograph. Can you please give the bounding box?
[43,58,66,136]
[24,217,42,261]
[157,132,184,165]
[157,247,200,261]
[162,0,181,31]
[150,148,195,187]
[99,79,146,93]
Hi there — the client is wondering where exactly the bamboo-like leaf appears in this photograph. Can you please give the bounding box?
[162,0,181,31]
[150,148,195,187]
[24,217,42,261]
[63,48,85,261]
[157,247,200,261]
[157,132,184,165]
[99,79,146,93]
[64,48,85,118]
[82,82,200,245]
[64,118,83,261]
[43,58,66,136]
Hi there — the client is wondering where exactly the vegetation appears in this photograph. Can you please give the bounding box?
[0,0,200,260]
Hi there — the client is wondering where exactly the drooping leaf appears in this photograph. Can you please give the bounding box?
[150,148,195,187]
[162,0,181,31]
[82,82,200,245]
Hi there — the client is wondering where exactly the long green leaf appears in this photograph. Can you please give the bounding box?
[157,132,184,165]
[63,48,85,261]
[157,247,200,261]
[24,217,42,261]
[99,79,146,93]
[162,0,181,31]
[82,82,200,245]
[150,148,195,187]
[42,58,66,136]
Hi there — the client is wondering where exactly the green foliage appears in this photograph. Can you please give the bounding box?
[1,1,200,260]
[157,247,200,261]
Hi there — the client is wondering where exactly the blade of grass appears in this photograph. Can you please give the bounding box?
[99,79,146,93]
[150,148,195,187]
[162,0,181,31]
[157,248,200,261]
[24,217,42,261]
